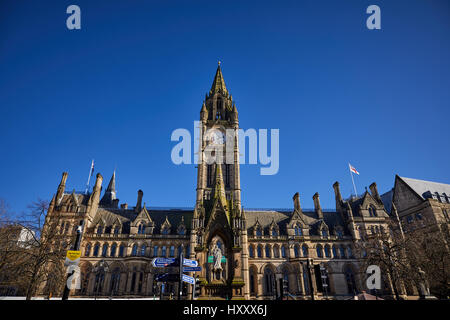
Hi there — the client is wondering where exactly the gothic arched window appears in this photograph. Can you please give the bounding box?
[332,245,338,258]
[161,246,167,257]
[109,268,121,296]
[207,165,213,187]
[96,225,103,235]
[102,244,108,257]
[119,244,125,257]
[294,245,300,258]
[340,245,346,259]
[170,246,175,257]
[344,267,357,294]
[324,245,331,258]
[273,245,280,258]
[249,246,254,258]
[257,245,262,258]
[302,244,309,257]
[93,244,100,257]
[316,245,323,258]
[265,245,271,258]
[110,243,117,257]
[85,243,91,257]
[153,246,158,257]
[132,244,138,256]
[225,164,231,188]
[140,244,146,256]
[281,245,286,258]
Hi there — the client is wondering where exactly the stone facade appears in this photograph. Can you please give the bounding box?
[43,65,398,300]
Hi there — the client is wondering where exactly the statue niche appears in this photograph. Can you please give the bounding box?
[208,236,227,283]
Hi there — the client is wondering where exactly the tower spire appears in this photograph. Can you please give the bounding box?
[210,63,227,95]
[100,171,117,206]
[214,164,227,205]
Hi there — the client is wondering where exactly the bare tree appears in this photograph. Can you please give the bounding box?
[354,220,412,300]
[402,221,450,299]
[11,199,72,299]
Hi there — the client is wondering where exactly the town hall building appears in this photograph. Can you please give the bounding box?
[44,64,397,300]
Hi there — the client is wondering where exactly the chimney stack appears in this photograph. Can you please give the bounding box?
[369,182,381,202]
[135,190,143,212]
[121,203,128,210]
[333,181,342,203]
[313,192,323,219]
[293,192,301,212]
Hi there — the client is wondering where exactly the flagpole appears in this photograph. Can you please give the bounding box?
[85,159,94,194]
[349,164,358,198]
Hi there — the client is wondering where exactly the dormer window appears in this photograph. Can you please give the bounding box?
[114,226,120,234]
[369,206,377,217]
[178,227,186,235]
[271,229,278,237]
[294,225,302,236]
[138,223,145,234]
[321,229,328,238]
[256,228,262,237]
[96,225,103,235]
[336,229,343,239]
[162,227,170,235]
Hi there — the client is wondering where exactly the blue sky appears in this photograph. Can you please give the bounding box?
[0,0,449,215]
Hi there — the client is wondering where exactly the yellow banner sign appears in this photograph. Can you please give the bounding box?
[65,250,81,265]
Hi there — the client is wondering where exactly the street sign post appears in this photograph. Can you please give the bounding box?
[152,258,176,268]
[182,274,195,285]
[183,266,202,272]
[183,258,198,267]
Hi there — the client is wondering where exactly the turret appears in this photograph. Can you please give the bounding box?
[86,173,103,227]
[100,171,118,207]
[56,172,68,205]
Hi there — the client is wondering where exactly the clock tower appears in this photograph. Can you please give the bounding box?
[189,63,249,299]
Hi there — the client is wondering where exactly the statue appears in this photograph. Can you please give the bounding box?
[417,267,430,298]
[212,244,223,271]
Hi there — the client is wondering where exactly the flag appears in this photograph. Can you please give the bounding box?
[349,163,359,175]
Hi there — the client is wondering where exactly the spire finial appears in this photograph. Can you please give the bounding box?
[218,60,221,66]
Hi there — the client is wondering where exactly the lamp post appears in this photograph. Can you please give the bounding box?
[320,263,329,300]
[93,259,108,300]
[306,259,315,301]
[62,222,84,301]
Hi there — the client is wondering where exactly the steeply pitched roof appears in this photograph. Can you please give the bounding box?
[245,209,346,236]
[210,64,227,95]
[100,171,117,206]
[380,189,394,214]
[398,176,450,201]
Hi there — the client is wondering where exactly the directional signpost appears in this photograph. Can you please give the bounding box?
[183,258,198,267]
[151,251,200,300]
[182,274,195,285]
[183,266,202,272]
[152,258,177,268]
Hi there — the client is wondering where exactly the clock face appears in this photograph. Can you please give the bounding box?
[206,129,224,145]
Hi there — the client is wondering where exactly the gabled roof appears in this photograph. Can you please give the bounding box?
[397,176,450,201]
